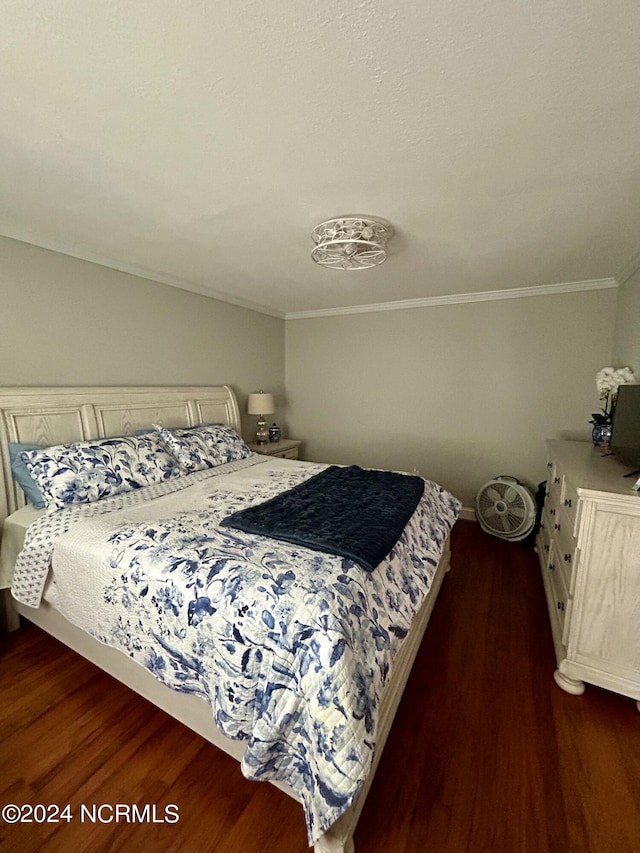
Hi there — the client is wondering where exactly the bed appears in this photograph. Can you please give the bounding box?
[0,385,460,853]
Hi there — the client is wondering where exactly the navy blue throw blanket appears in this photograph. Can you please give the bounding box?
[221,465,425,573]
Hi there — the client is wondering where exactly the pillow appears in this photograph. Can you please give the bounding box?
[154,424,251,472]
[9,442,47,509]
[204,424,252,464]
[22,432,181,512]
[152,425,214,472]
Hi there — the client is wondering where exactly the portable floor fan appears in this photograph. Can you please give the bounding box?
[475,476,536,541]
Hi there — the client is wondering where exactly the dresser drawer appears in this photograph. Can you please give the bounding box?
[547,540,570,643]
[537,511,552,564]
[549,497,573,543]
[546,460,563,513]
[543,493,560,545]
[554,507,578,594]
[560,476,579,532]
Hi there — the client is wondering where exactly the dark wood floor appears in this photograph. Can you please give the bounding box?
[1,521,639,853]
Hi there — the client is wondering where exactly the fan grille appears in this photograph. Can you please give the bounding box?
[475,478,536,540]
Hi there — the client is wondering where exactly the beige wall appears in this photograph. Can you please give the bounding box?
[0,234,625,511]
[0,237,285,438]
[613,269,640,372]
[285,289,618,509]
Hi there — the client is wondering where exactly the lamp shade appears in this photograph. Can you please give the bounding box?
[247,392,274,415]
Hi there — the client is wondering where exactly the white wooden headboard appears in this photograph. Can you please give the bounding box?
[0,385,241,525]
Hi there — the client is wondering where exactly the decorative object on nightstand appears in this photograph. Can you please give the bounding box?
[269,423,281,442]
[247,391,275,444]
[248,439,302,460]
[589,366,635,446]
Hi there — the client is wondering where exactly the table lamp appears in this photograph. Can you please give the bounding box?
[247,391,275,444]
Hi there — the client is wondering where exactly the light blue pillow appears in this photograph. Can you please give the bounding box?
[23,432,181,512]
[9,442,46,509]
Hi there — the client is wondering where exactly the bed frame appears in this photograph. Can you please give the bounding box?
[0,384,450,853]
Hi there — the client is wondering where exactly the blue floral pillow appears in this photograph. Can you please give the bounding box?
[153,424,251,472]
[153,425,216,472]
[22,433,181,512]
[205,424,252,464]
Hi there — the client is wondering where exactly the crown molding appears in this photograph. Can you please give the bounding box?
[0,231,621,321]
[284,278,618,320]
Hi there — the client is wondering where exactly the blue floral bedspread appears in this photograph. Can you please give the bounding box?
[11,458,460,844]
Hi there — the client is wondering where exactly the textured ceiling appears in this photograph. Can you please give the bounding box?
[1,1,639,317]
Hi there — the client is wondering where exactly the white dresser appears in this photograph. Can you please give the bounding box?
[537,439,640,708]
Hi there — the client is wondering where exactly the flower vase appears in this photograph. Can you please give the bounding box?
[592,423,612,447]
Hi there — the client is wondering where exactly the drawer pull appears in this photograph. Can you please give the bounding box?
[564,498,572,508]
[550,507,556,516]
[554,522,560,531]
[557,601,565,612]
[554,476,561,485]
[563,553,572,563]
[549,562,555,573]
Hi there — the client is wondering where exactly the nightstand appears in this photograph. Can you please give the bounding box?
[248,439,302,460]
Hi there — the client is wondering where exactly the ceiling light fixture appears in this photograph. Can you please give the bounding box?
[311,216,393,270]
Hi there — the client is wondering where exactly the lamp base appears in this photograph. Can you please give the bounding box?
[255,417,269,444]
